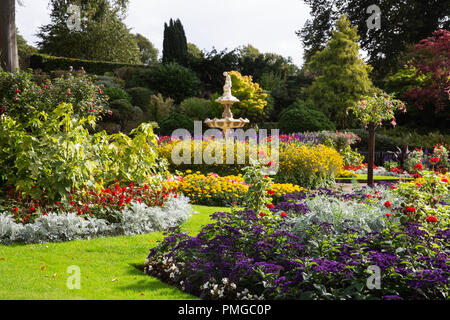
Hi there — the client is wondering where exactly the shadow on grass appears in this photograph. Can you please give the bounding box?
[115,263,194,298]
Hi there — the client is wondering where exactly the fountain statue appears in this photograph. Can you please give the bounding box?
[204,72,250,135]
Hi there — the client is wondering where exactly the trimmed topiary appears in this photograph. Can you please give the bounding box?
[279,101,335,134]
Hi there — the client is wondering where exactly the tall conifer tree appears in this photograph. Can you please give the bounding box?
[306,15,374,128]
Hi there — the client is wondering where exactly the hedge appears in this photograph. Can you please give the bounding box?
[30,54,149,75]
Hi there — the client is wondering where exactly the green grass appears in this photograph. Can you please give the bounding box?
[0,205,229,300]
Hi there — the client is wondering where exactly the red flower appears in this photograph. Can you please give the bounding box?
[386,213,391,218]
[266,204,275,209]
[442,177,449,183]
[14,207,19,213]
[43,212,48,216]
[416,183,422,188]
[280,212,288,218]
[430,157,440,165]
[267,161,274,166]
[405,206,416,214]
[366,194,373,198]
[427,216,437,223]
[259,212,266,218]
[16,88,20,93]
[384,201,392,208]
[30,206,35,212]
[390,186,397,190]
[414,163,423,171]
[267,190,276,195]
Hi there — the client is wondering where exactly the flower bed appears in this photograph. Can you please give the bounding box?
[144,172,449,300]
[158,137,343,188]
[0,177,192,244]
[0,194,192,244]
[177,171,303,206]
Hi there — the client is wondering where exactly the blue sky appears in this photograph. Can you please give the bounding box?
[16,0,311,66]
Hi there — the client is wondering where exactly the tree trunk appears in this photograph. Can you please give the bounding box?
[0,0,19,72]
[367,122,375,187]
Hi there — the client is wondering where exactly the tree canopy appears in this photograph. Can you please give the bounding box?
[298,0,450,82]
[37,0,141,64]
[135,33,158,65]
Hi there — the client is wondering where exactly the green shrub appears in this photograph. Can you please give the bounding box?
[103,87,131,102]
[129,63,200,103]
[279,101,335,134]
[0,69,108,122]
[0,103,163,201]
[384,160,399,171]
[127,87,153,110]
[158,113,194,136]
[94,75,125,89]
[109,99,134,122]
[179,97,212,120]
[148,94,174,122]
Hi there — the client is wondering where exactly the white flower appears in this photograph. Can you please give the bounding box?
[230,283,237,290]
[222,278,229,285]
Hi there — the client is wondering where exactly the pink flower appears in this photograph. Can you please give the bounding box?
[391,118,397,127]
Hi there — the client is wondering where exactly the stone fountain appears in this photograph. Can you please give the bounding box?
[204,72,249,136]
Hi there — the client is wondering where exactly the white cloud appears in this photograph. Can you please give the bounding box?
[15,0,311,66]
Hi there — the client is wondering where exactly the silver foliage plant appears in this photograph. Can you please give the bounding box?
[0,195,192,244]
[291,186,403,238]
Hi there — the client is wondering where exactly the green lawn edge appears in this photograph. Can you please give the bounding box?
[0,205,229,300]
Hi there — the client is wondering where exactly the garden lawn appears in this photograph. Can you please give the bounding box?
[0,205,228,300]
